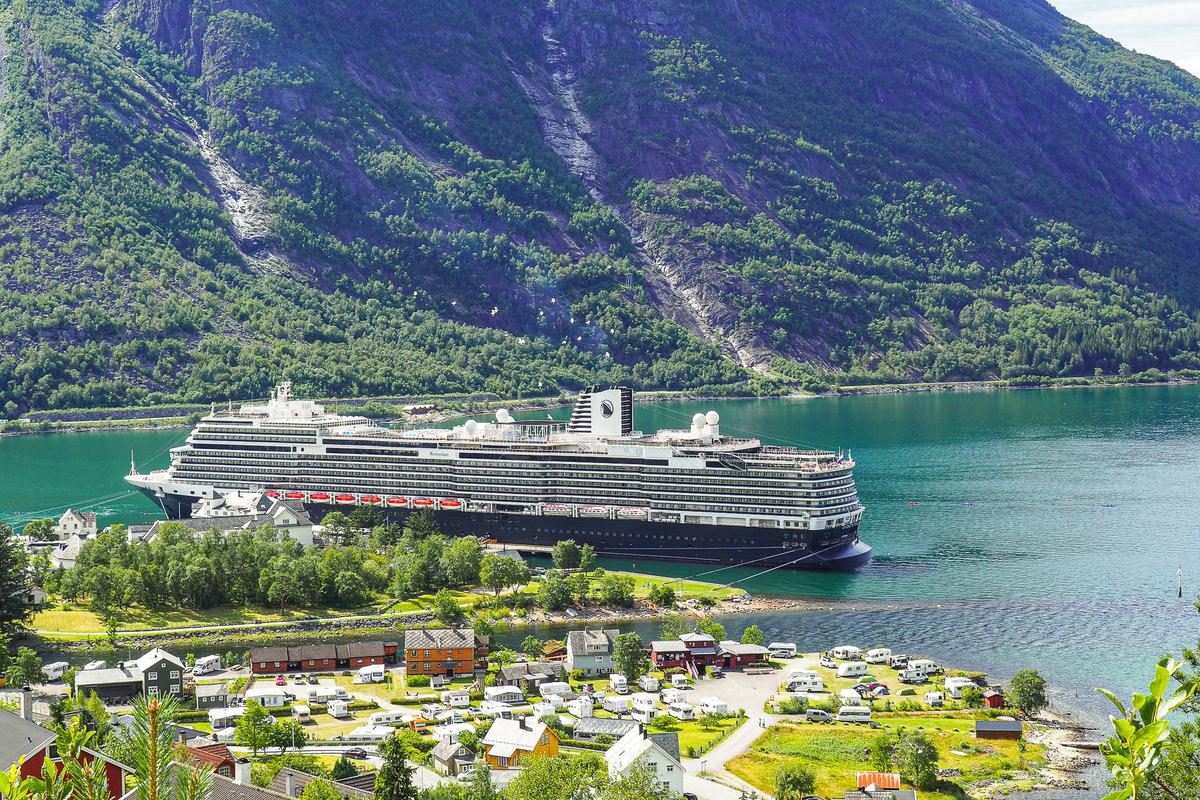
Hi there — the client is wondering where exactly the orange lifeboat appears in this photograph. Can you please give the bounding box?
[335,494,356,504]
[310,492,331,502]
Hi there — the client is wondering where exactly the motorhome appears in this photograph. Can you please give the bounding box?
[671,673,689,689]
[307,687,337,705]
[864,648,892,664]
[609,674,629,694]
[328,699,351,718]
[637,674,660,692]
[354,664,386,684]
[631,693,658,713]
[42,662,70,681]
[888,654,910,669]
[660,687,685,705]
[82,660,107,672]
[566,696,593,718]
[479,701,515,718]
[698,697,728,715]
[836,661,869,679]
[369,710,413,726]
[442,689,471,708]
[768,642,797,658]
[831,646,861,660]
[835,705,873,724]
[667,701,696,720]
[909,659,940,675]
[630,707,655,725]
[602,695,632,714]
[839,688,863,705]
[787,674,825,693]
[924,691,945,707]
[944,676,977,699]
[193,655,221,675]
[539,681,572,698]
[898,668,929,684]
[293,704,311,721]
[349,725,398,741]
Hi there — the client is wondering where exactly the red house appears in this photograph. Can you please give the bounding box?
[337,641,385,667]
[650,633,769,671]
[983,689,1006,709]
[2,705,130,798]
[184,743,239,779]
[250,646,291,674]
[293,644,337,672]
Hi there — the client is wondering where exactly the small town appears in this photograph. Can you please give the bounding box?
[2,505,1084,800]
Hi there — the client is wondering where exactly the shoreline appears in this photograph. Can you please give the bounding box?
[3,376,1196,438]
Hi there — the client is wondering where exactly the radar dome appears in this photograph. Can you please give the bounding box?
[464,420,479,435]
[496,408,513,423]
[692,412,706,428]
[705,411,720,425]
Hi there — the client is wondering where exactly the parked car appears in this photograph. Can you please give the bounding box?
[806,708,833,723]
[342,748,369,760]
[306,674,320,685]
[293,675,305,684]
[888,654,910,669]
[275,675,287,686]
[819,654,837,669]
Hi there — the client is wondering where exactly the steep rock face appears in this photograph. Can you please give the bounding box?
[1,0,1199,411]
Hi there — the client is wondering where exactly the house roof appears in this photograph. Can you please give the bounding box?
[430,738,474,764]
[649,641,688,652]
[52,535,85,561]
[333,774,377,792]
[649,732,681,763]
[857,772,902,790]
[136,648,184,670]
[572,717,638,737]
[0,708,55,768]
[207,772,290,800]
[337,642,384,659]
[566,629,618,655]
[187,743,237,770]
[983,689,1004,698]
[75,666,143,688]
[719,640,771,656]
[404,628,475,650]
[976,719,1023,732]
[680,632,716,644]
[270,768,371,800]
[250,647,290,663]
[196,683,229,698]
[498,661,563,681]
[482,718,548,754]
[292,644,336,661]
[607,729,682,774]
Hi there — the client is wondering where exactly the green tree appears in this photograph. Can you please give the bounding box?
[129,694,213,800]
[598,573,636,607]
[774,761,817,800]
[234,700,275,756]
[272,719,309,754]
[479,555,525,595]
[403,510,440,541]
[599,759,676,800]
[300,779,342,800]
[647,583,676,607]
[22,519,57,542]
[614,633,649,682]
[375,733,418,800]
[521,636,542,657]
[465,764,496,800]
[0,525,32,636]
[871,732,895,771]
[895,729,939,790]
[578,545,596,573]
[6,647,45,687]
[503,754,604,800]
[321,512,356,546]
[1008,669,1048,715]
[432,589,464,625]
[551,540,581,570]
[698,712,725,730]
[658,613,689,640]
[330,757,358,781]
[741,625,764,645]
[267,573,302,612]
[698,617,726,640]
[442,537,483,587]
[961,686,984,708]
[537,575,573,611]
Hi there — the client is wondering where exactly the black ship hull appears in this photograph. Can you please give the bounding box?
[143,489,871,570]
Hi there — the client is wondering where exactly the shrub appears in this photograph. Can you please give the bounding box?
[406,675,431,687]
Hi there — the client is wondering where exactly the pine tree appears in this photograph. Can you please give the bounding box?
[374,735,417,800]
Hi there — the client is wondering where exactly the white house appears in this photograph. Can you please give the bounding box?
[484,685,524,704]
[606,728,683,794]
[55,509,97,539]
[50,534,87,569]
[142,496,315,547]
[566,628,619,676]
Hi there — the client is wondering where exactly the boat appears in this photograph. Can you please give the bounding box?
[266,490,280,498]
[125,382,869,569]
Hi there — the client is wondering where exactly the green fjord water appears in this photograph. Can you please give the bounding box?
[3,385,1198,725]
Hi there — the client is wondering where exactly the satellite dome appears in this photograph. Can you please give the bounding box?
[705,411,720,425]
[464,420,479,435]
[496,408,513,423]
[692,412,706,428]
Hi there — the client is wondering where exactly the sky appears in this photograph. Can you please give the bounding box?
[1050,0,1200,76]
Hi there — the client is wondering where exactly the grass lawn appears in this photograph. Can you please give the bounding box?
[727,717,1044,800]
[669,717,742,755]
[612,572,744,601]
[332,676,398,703]
[33,601,385,634]
[305,714,368,740]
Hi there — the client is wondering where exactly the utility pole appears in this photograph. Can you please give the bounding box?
[1178,565,1184,599]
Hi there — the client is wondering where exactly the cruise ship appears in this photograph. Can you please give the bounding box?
[127,383,870,569]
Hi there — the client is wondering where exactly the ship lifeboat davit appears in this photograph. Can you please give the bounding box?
[412,498,434,508]
[386,497,408,507]
[439,498,463,510]
[310,492,331,502]
[578,505,610,518]
[542,503,573,516]
[335,493,356,504]
[266,490,280,498]
[616,507,648,520]
[360,495,383,505]
[285,491,305,500]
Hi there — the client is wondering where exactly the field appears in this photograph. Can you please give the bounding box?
[727,718,1044,800]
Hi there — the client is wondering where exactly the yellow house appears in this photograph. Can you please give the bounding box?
[481,718,559,769]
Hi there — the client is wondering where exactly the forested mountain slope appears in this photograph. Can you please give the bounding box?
[1,0,1198,411]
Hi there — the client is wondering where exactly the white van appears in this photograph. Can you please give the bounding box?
[831,646,861,661]
[864,648,892,664]
[898,668,929,684]
[609,674,629,694]
[660,687,685,705]
[369,710,412,726]
[566,696,593,718]
[307,687,337,705]
[835,705,873,724]
[787,674,825,693]
[768,642,797,658]
[839,688,863,705]
[924,691,945,707]
[836,661,868,678]
[602,695,632,714]
[909,659,940,675]
[631,693,658,713]
[193,655,221,675]
[944,676,976,699]
[637,675,660,692]
[42,662,70,681]
[667,701,695,721]
[671,673,689,689]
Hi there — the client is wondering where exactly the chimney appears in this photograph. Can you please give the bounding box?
[285,772,295,797]
[20,686,33,720]
[233,758,252,785]
[518,716,529,731]
[178,729,188,744]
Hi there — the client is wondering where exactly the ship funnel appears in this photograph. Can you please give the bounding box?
[567,386,632,437]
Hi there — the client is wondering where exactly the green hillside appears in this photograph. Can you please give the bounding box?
[1,0,1198,412]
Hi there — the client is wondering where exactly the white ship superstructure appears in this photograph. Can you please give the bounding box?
[127,384,870,568]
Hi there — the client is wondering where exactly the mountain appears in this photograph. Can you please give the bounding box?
[1,0,1199,412]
